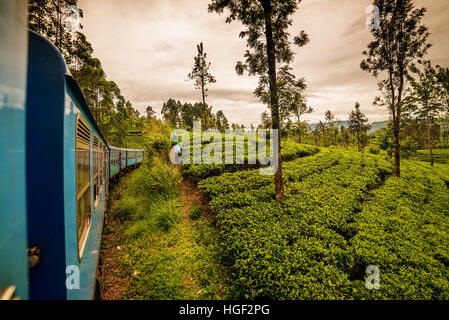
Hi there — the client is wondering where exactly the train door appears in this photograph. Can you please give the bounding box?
[0,0,29,300]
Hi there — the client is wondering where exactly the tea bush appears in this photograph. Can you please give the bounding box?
[182,141,319,180]
[198,148,449,299]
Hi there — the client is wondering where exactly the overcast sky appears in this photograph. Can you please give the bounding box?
[78,0,449,126]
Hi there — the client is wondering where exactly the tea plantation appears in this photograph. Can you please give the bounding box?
[189,145,449,299]
[417,149,449,164]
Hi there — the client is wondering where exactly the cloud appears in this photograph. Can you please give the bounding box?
[79,0,449,126]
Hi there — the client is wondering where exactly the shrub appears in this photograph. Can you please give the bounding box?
[368,146,380,155]
[182,141,319,180]
[155,199,181,232]
[113,197,140,222]
[127,159,180,199]
[198,148,449,299]
[143,119,173,160]
[189,206,203,220]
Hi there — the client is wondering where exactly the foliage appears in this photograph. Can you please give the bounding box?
[197,147,449,299]
[361,0,431,176]
[190,206,204,221]
[112,163,227,299]
[155,200,181,232]
[348,102,371,152]
[127,159,180,200]
[417,148,449,164]
[209,0,310,201]
[28,0,145,146]
[368,146,380,155]
[401,137,419,159]
[187,42,216,108]
[408,60,445,165]
[181,140,319,180]
[161,98,230,131]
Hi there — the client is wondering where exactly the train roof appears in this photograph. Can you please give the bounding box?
[28,30,110,148]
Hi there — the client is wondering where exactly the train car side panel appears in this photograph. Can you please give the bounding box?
[63,87,107,300]
[26,31,67,300]
[0,0,29,300]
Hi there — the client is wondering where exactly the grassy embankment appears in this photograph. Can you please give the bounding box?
[100,121,229,299]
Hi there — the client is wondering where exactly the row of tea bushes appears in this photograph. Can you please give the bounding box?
[198,149,449,299]
[181,141,319,180]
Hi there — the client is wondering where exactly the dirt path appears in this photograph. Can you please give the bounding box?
[99,173,133,300]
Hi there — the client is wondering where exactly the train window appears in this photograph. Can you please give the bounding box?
[76,116,91,260]
[93,135,99,210]
[99,141,104,191]
[104,145,109,181]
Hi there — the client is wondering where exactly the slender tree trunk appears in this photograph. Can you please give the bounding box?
[356,131,360,152]
[393,116,401,176]
[425,101,434,166]
[389,68,401,177]
[261,0,284,201]
[201,75,207,127]
[201,80,206,107]
[297,116,302,143]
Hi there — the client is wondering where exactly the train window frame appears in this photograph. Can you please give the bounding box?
[93,135,99,211]
[75,115,92,261]
[99,141,104,194]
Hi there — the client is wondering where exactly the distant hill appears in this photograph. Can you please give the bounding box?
[369,121,389,134]
[308,120,388,134]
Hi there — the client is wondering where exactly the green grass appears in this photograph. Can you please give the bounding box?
[108,160,228,299]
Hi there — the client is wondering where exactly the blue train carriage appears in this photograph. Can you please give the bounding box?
[26,30,109,299]
[120,148,127,171]
[136,150,145,164]
[125,148,144,167]
[0,0,30,300]
[109,146,122,179]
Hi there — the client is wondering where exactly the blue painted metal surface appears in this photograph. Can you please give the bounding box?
[1,7,145,300]
[63,87,106,300]
[109,147,121,177]
[26,31,68,299]
[0,0,29,300]
[26,31,109,299]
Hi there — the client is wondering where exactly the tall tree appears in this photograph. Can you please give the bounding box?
[437,66,449,112]
[215,110,230,131]
[28,0,51,36]
[161,99,181,127]
[361,0,431,176]
[324,110,336,146]
[260,111,272,129]
[340,125,350,149]
[348,102,371,152]
[315,121,326,146]
[28,0,134,146]
[187,42,216,112]
[408,60,442,166]
[209,0,309,201]
[291,96,312,143]
[145,106,156,120]
[256,66,307,129]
